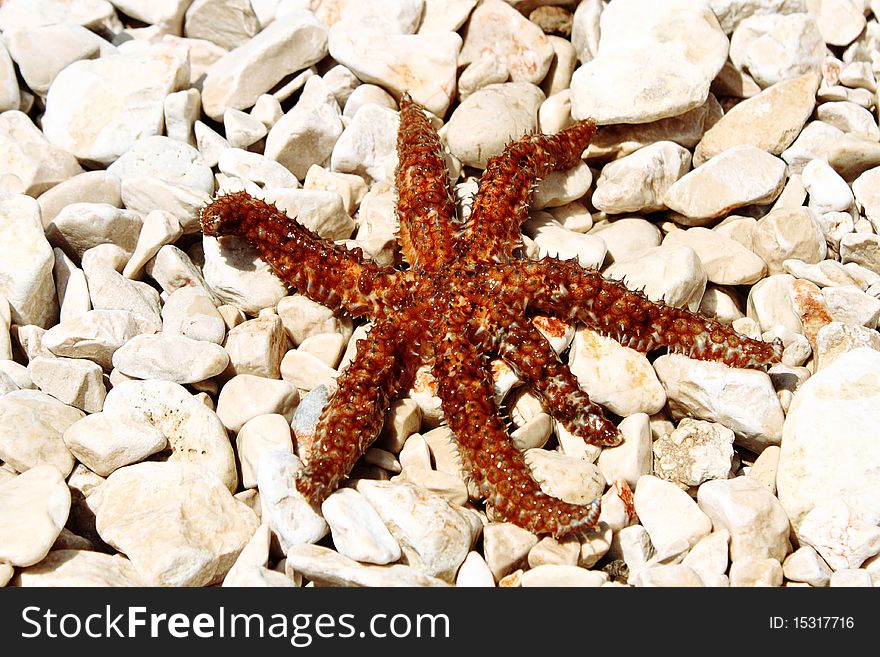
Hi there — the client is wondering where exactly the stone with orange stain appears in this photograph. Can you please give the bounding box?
[327,22,461,117]
[788,278,833,347]
[459,0,554,85]
[568,327,667,417]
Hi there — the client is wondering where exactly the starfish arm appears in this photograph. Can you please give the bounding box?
[489,311,621,447]
[433,322,601,538]
[395,94,460,269]
[504,259,783,369]
[461,119,597,264]
[295,316,422,504]
[201,191,395,317]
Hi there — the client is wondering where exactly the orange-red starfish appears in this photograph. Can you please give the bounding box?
[201,95,781,537]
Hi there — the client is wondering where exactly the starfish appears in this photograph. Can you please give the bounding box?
[200,94,782,538]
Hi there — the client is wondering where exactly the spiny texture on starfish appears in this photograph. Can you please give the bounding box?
[201,94,782,538]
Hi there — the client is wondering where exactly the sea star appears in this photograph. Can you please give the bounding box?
[201,94,782,538]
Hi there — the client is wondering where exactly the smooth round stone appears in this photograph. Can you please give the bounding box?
[524,448,605,505]
[633,475,712,555]
[236,413,293,489]
[522,214,607,269]
[257,450,328,552]
[783,545,833,587]
[527,535,580,569]
[107,136,213,196]
[459,0,554,85]
[0,193,57,328]
[458,56,506,100]
[356,480,480,583]
[0,390,82,476]
[28,356,106,413]
[445,82,545,168]
[728,557,783,587]
[14,549,143,586]
[111,334,229,384]
[532,162,592,210]
[327,22,460,117]
[215,374,300,433]
[663,227,767,285]
[455,551,495,587]
[521,565,607,587]
[329,103,399,183]
[120,176,210,234]
[822,285,880,329]
[746,273,803,335]
[781,120,845,174]
[570,0,727,124]
[635,563,707,587]
[42,309,150,370]
[852,165,880,230]
[829,569,874,587]
[184,0,261,50]
[0,0,117,31]
[46,202,143,260]
[663,145,786,225]
[803,158,854,215]
[694,72,820,164]
[816,101,880,141]
[321,488,402,565]
[264,188,354,241]
[482,522,539,582]
[0,111,83,197]
[223,313,288,379]
[342,83,398,117]
[568,328,666,417]
[796,497,880,570]
[82,263,162,331]
[596,413,652,489]
[62,411,167,477]
[653,419,735,489]
[103,379,237,491]
[335,0,423,34]
[0,465,71,567]
[202,235,289,316]
[681,529,730,582]
[95,461,259,587]
[591,141,692,214]
[729,13,825,88]
[589,218,661,266]
[542,35,578,97]
[161,287,226,347]
[0,37,18,112]
[36,171,121,230]
[42,51,186,165]
[264,76,343,181]
[277,294,353,346]
[284,543,448,587]
[777,347,880,530]
[218,149,299,192]
[604,243,707,311]
[653,353,785,454]
[697,476,790,562]
[201,11,328,121]
[303,165,368,215]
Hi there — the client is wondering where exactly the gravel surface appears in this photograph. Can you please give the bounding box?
[1,0,879,588]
